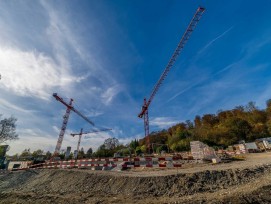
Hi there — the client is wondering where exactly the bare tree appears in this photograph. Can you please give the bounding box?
[0,115,18,143]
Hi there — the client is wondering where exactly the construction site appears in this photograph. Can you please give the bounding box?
[1,3,271,204]
[1,152,271,203]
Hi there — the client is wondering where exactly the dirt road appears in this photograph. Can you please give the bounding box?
[1,153,271,203]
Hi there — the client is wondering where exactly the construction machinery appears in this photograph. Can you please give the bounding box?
[138,7,205,152]
[71,128,112,159]
[53,93,95,155]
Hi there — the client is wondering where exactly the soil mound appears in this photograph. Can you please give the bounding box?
[1,163,271,203]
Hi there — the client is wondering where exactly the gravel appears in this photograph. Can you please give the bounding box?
[1,153,271,203]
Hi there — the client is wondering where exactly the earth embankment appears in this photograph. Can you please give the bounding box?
[1,153,271,203]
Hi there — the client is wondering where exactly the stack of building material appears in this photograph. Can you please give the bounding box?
[234,144,247,154]
[245,142,259,153]
[255,138,271,151]
[190,141,218,161]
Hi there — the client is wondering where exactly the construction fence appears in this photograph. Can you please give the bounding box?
[10,157,193,172]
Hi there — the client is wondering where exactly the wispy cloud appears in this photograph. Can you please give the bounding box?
[0,98,35,113]
[41,1,124,106]
[82,108,104,117]
[167,63,236,103]
[167,79,205,103]
[164,26,235,104]
[198,26,234,54]
[7,128,57,154]
[150,117,178,129]
[0,46,84,100]
[101,84,122,105]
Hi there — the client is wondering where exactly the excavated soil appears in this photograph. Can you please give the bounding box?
[1,153,271,203]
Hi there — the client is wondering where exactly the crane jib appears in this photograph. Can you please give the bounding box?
[137,7,205,152]
[52,93,96,154]
[138,7,205,117]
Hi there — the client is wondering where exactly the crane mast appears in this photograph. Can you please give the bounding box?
[53,93,95,154]
[71,128,112,159]
[72,128,84,157]
[55,98,73,154]
[138,7,205,152]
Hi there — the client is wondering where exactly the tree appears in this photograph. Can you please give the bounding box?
[68,152,74,160]
[194,115,202,128]
[78,147,85,159]
[0,145,9,157]
[0,115,18,143]
[129,139,139,150]
[95,144,112,157]
[59,152,65,160]
[32,149,44,158]
[45,151,52,160]
[104,137,120,150]
[202,114,218,127]
[185,120,194,129]
[156,145,168,154]
[86,147,93,157]
[140,145,146,153]
[266,99,271,116]
[20,149,31,157]
[246,101,257,112]
[135,146,142,155]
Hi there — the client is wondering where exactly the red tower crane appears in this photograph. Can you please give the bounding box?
[138,7,205,152]
[53,93,95,154]
[71,127,112,158]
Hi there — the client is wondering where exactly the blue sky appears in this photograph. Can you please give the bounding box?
[1,0,271,154]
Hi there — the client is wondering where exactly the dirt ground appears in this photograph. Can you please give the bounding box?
[1,153,271,204]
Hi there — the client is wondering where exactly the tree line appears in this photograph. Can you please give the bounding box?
[3,100,271,158]
[138,100,271,153]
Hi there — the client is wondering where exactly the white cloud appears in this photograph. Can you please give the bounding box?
[41,1,123,105]
[0,46,83,100]
[0,98,34,113]
[6,128,56,155]
[84,109,104,117]
[167,62,237,103]
[5,126,95,155]
[101,85,122,105]
[198,26,234,54]
[150,117,178,129]
[118,133,143,146]
[5,127,109,155]
[0,1,136,155]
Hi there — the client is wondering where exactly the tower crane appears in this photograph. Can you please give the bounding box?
[53,93,95,154]
[71,127,112,158]
[138,7,205,152]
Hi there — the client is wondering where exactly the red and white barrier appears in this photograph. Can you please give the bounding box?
[10,157,186,171]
